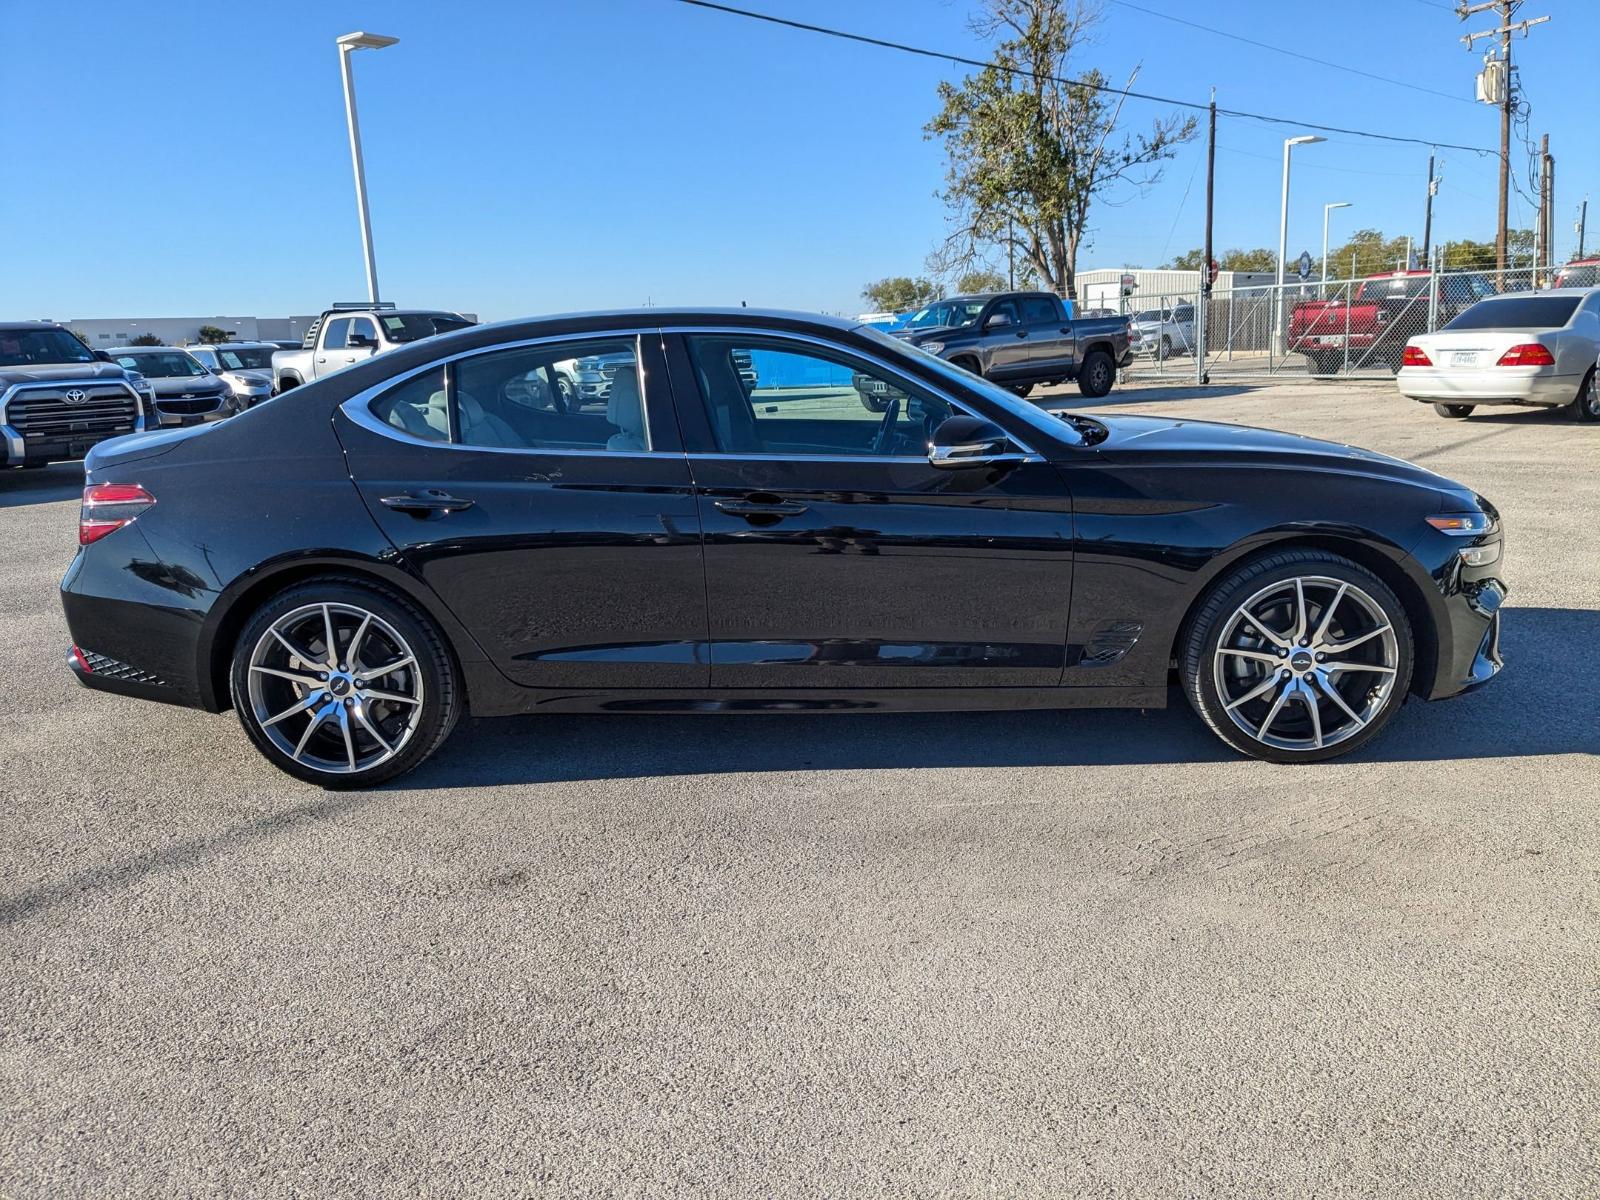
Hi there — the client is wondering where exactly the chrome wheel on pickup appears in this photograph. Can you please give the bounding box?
[1182,552,1414,762]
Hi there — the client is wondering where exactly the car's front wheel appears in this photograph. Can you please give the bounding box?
[230,578,460,788]
[1181,550,1414,763]
[1433,403,1474,418]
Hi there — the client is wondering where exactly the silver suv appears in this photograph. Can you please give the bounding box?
[185,342,277,408]
[1129,302,1196,359]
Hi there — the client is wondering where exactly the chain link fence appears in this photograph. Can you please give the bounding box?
[1118,264,1543,383]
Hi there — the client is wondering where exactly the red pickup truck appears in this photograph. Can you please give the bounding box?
[1289,269,1496,374]
[1554,258,1600,288]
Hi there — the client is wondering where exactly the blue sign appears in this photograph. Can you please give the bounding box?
[1296,251,1314,281]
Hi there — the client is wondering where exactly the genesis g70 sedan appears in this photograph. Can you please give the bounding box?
[60,310,1506,786]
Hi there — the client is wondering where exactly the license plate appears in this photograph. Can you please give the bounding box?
[1314,336,1346,347]
[1450,351,1479,367]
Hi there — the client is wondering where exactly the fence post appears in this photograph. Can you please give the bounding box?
[1428,256,1441,334]
[1195,286,1206,386]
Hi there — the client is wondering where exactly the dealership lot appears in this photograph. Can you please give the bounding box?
[2,379,1595,1196]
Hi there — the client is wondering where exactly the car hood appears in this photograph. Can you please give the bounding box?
[1078,413,1459,497]
[0,362,136,387]
[222,369,273,386]
[142,375,229,397]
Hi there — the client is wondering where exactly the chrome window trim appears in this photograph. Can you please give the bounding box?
[663,325,1042,460]
[339,329,681,458]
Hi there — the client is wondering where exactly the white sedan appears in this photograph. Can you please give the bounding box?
[1397,288,1600,421]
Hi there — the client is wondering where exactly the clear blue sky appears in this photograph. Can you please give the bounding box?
[3,0,1595,321]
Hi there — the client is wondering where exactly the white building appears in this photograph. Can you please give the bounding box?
[62,314,320,347]
[1076,268,1277,313]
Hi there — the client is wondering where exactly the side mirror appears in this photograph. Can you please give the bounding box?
[985,311,1012,329]
[928,414,1024,470]
[348,333,377,349]
[92,350,114,362]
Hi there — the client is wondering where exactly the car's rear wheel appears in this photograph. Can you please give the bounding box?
[1568,368,1599,422]
[1433,403,1473,418]
[1181,550,1414,763]
[1077,349,1115,398]
[1007,382,1034,398]
[229,579,460,788]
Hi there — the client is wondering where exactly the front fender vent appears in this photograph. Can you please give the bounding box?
[1077,620,1144,667]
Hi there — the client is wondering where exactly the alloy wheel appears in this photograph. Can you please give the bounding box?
[1211,575,1399,753]
[245,602,424,775]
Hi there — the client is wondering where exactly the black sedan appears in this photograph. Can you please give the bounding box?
[60,309,1505,786]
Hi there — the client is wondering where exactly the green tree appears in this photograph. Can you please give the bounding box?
[926,0,1195,299]
[1436,229,1535,270]
[955,268,1008,293]
[129,333,163,346]
[1164,247,1277,273]
[197,324,230,345]
[861,276,942,313]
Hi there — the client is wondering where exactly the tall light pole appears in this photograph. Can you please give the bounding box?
[336,31,399,305]
[1322,201,1352,296]
[1275,135,1325,350]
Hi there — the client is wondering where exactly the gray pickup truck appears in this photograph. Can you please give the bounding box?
[888,291,1131,400]
[0,322,149,468]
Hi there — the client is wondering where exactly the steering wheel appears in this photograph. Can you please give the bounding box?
[872,397,901,455]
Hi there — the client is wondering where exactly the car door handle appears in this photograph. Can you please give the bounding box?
[1015,330,1029,338]
[379,489,475,516]
[713,498,809,518]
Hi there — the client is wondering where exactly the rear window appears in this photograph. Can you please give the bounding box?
[1443,297,1580,331]
[1357,275,1431,301]
[380,312,475,343]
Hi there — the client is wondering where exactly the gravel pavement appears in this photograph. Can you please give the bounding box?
[2,379,1595,1197]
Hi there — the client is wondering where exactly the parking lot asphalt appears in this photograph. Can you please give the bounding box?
[2,378,1596,1198]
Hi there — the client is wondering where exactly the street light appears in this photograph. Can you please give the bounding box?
[1322,201,1352,296]
[1274,135,1326,349]
[336,31,399,305]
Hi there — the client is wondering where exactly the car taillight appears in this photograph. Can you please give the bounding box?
[1495,343,1555,366]
[1402,346,1432,367]
[80,482,155,545]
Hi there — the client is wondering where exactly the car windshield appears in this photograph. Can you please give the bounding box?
[379,312,476,344]
[116,350,208,377]
[1134,310,1162,323]
[0,328,95,367]
[906,301,987,330]
[1357,275,1432,301]
[858,326,1084,449]
[216,347,275,370]
[1443,296,1581,331]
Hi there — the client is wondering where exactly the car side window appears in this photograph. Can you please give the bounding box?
[1020,297,1058,324]
[987,300,1020,328]
[323,318,351,351]
[684,336,953,458]
[350,318,378,347]
[371,367,449,442]
[366,338,646,453]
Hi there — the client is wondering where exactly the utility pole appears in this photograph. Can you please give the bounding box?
[1577,197,1588,260]
[1422,153,1437,268]
[1459,1,1550,287]
[1538,133,1553,282]
[1198,89,1215,385]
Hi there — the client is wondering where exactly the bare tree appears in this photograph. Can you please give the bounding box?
[926,0,1195,300]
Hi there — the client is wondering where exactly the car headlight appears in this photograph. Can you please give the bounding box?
[1426,512,1494,536]
[921,341,946,355]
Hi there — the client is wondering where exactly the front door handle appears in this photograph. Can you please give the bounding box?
[380,489,475,517]
[713,497,809,518]
[1015,330,1029,338]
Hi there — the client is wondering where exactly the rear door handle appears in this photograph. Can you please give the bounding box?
[380,489,475,516]
[713,498,809,518]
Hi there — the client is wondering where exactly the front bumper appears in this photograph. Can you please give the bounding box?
[1397,367,1578,407]
[154,403,231,428]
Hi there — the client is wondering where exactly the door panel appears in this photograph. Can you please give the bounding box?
[670,331,1074,690]
[983,300,1031,375]
[334,333,710,690]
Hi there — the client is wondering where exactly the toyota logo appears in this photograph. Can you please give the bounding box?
[63,388,88,405]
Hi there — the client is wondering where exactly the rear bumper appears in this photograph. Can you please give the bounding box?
[1397,367,1578,406]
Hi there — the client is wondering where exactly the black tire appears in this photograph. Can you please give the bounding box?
[229,577,461,788]
[1007,382,1034,398]
[1076,349,1115,398]
[1180,549,1414,764]
[1433,403,1474,419]
[949,356,982,378]
[1159,335,1172,360]
[1307,351,1340,376]
[1568,368,1599,422]
[276,374,301,393]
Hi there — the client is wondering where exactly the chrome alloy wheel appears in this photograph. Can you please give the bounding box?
[1211,575,1399,753]
[245,602,424,776]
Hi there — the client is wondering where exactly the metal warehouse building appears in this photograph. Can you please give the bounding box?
[1076,268,1277,312]
[60,315,320,348]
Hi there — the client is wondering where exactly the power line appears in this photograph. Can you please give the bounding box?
[672,0,1494,156]
[1107,0,1472,104]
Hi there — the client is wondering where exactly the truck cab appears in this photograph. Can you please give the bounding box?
[272,303,475,392]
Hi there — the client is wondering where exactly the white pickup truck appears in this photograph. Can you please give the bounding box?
[272,304,475,392]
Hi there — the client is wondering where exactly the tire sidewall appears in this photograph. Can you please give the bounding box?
[1077,350,1114,398]
[1183,553,1415,764]
[229,579,458,788]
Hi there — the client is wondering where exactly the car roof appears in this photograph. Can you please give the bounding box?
[193,341,275,349]
[0,321,68,332]
[1473,287,1598,299]
[454,307,862,340]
